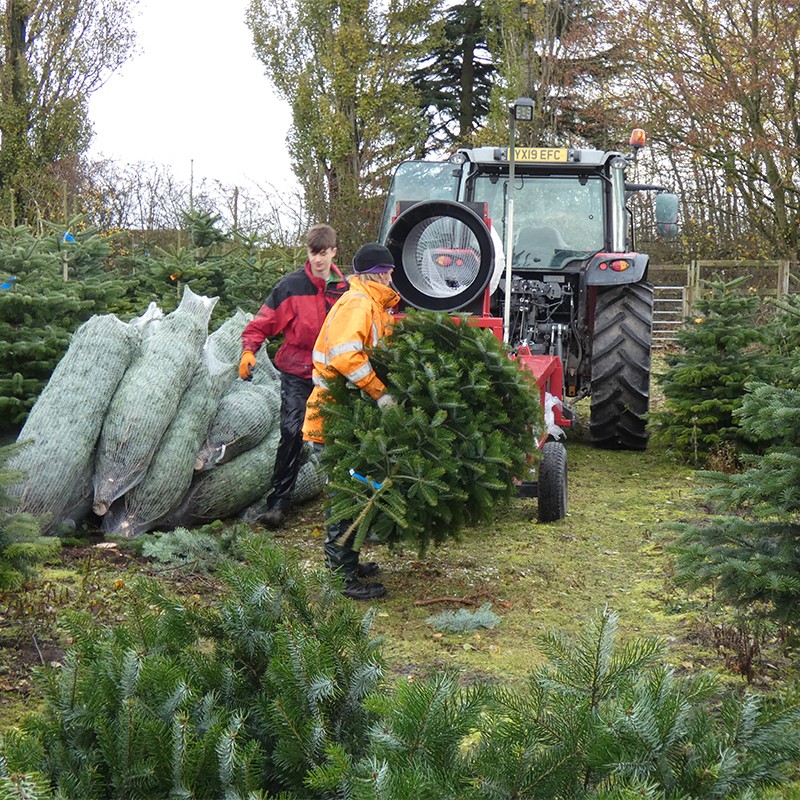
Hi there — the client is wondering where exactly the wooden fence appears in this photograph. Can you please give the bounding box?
[648,259,797,346]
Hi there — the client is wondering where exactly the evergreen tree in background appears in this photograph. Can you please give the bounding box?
[763,292,800,371]
[0,223,93,427]
[320,311,541,554]
[412,0,495,149]
[653,275,775,465]
[219,230,296,317]
[0,219,141,427]
[144,210,293,320]
[665,282,800,636]
[672,381,800,627]
[144,210,229,312]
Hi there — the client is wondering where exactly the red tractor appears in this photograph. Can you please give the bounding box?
[379,130,679,522]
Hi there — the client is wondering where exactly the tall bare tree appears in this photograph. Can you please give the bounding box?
[246,0,439,256]
[0,0,138,224]
[615,0,800,258]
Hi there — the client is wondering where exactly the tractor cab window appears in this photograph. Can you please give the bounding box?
[472,173,606,270]
[378,161,461,244]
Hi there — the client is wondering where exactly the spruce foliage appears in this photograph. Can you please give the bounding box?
[673,516,800,625]
[672,381,800,625]
[139,521,243,573]
[0,444,58,589]
[426,602,501,632]
[3,578,799,799]
[472,609,800,799]
[664,282,800,638]
[2,538,383,799]
[763,292,800,366]
[704,383,800,517]
[653,276,774,464]
[320,311,541,553]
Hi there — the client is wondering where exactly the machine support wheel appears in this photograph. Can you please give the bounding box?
[538,440,568,523]
[589,282,653,451]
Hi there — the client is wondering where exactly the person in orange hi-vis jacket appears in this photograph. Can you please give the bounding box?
[302,242,400,601]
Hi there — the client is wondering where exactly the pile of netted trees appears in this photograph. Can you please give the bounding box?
[8,287,324,537]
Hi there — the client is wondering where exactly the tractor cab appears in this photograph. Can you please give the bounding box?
[378,146,612,278]
[376,134,679,519]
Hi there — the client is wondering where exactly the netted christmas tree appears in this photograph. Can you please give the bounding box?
[319,311,541,554]
[10,313,140,531]
[100,312,247,538]
[92,287,216,516]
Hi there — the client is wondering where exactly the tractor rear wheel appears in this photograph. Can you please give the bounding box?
[589,282,653,450]
[538,440,568,522]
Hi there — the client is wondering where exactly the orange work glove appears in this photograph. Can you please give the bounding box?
[239,350,256,380]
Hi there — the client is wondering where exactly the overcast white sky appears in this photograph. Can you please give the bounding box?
[88,0,297,191]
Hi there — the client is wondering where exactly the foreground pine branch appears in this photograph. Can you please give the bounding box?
[3,556,799,799]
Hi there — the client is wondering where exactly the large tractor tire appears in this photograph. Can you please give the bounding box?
[537,440,568,522]
[589,282,653,450]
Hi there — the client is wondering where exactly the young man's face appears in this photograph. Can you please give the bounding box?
[307,246,337,279]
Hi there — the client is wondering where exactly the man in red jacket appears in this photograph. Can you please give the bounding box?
[239,223,348,528]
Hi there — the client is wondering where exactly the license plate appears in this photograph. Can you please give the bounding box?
[512,147,569,163]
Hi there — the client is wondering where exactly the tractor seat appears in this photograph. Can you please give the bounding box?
[514,225,567,268]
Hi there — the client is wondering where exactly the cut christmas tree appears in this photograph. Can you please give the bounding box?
[319,311,542,554]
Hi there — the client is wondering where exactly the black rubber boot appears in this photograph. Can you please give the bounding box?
[357,561,381,578]
[325,522,385,600]
[343,580,386,600]
[258,501,289,529]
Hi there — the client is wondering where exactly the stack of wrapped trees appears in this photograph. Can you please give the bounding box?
[9,287,324,538]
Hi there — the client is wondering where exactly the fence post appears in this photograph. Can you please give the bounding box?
[684,259,698,317]
[778,260,790,297]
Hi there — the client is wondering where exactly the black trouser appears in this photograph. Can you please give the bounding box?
[324,518,360,582]
[313,442,360,582]
[267,372,313,509]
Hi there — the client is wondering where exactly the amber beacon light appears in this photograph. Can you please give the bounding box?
[629,128,647,148]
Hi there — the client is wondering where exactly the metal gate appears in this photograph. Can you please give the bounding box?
[648,258,796,349]
[652,284,685,346]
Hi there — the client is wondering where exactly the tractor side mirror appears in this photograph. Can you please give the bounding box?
[655,193,679,238]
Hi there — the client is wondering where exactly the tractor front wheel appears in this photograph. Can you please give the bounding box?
[589,282,653,450]
[538,440,568,522]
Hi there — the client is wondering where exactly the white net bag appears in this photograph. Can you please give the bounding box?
[100,310,251,538]
[93,287,217,515]
[194,379,281,471]
[10,314,139,531]
[160,426,280,528]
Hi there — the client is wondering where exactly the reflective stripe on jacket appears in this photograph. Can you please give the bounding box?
[302,279,400,443]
